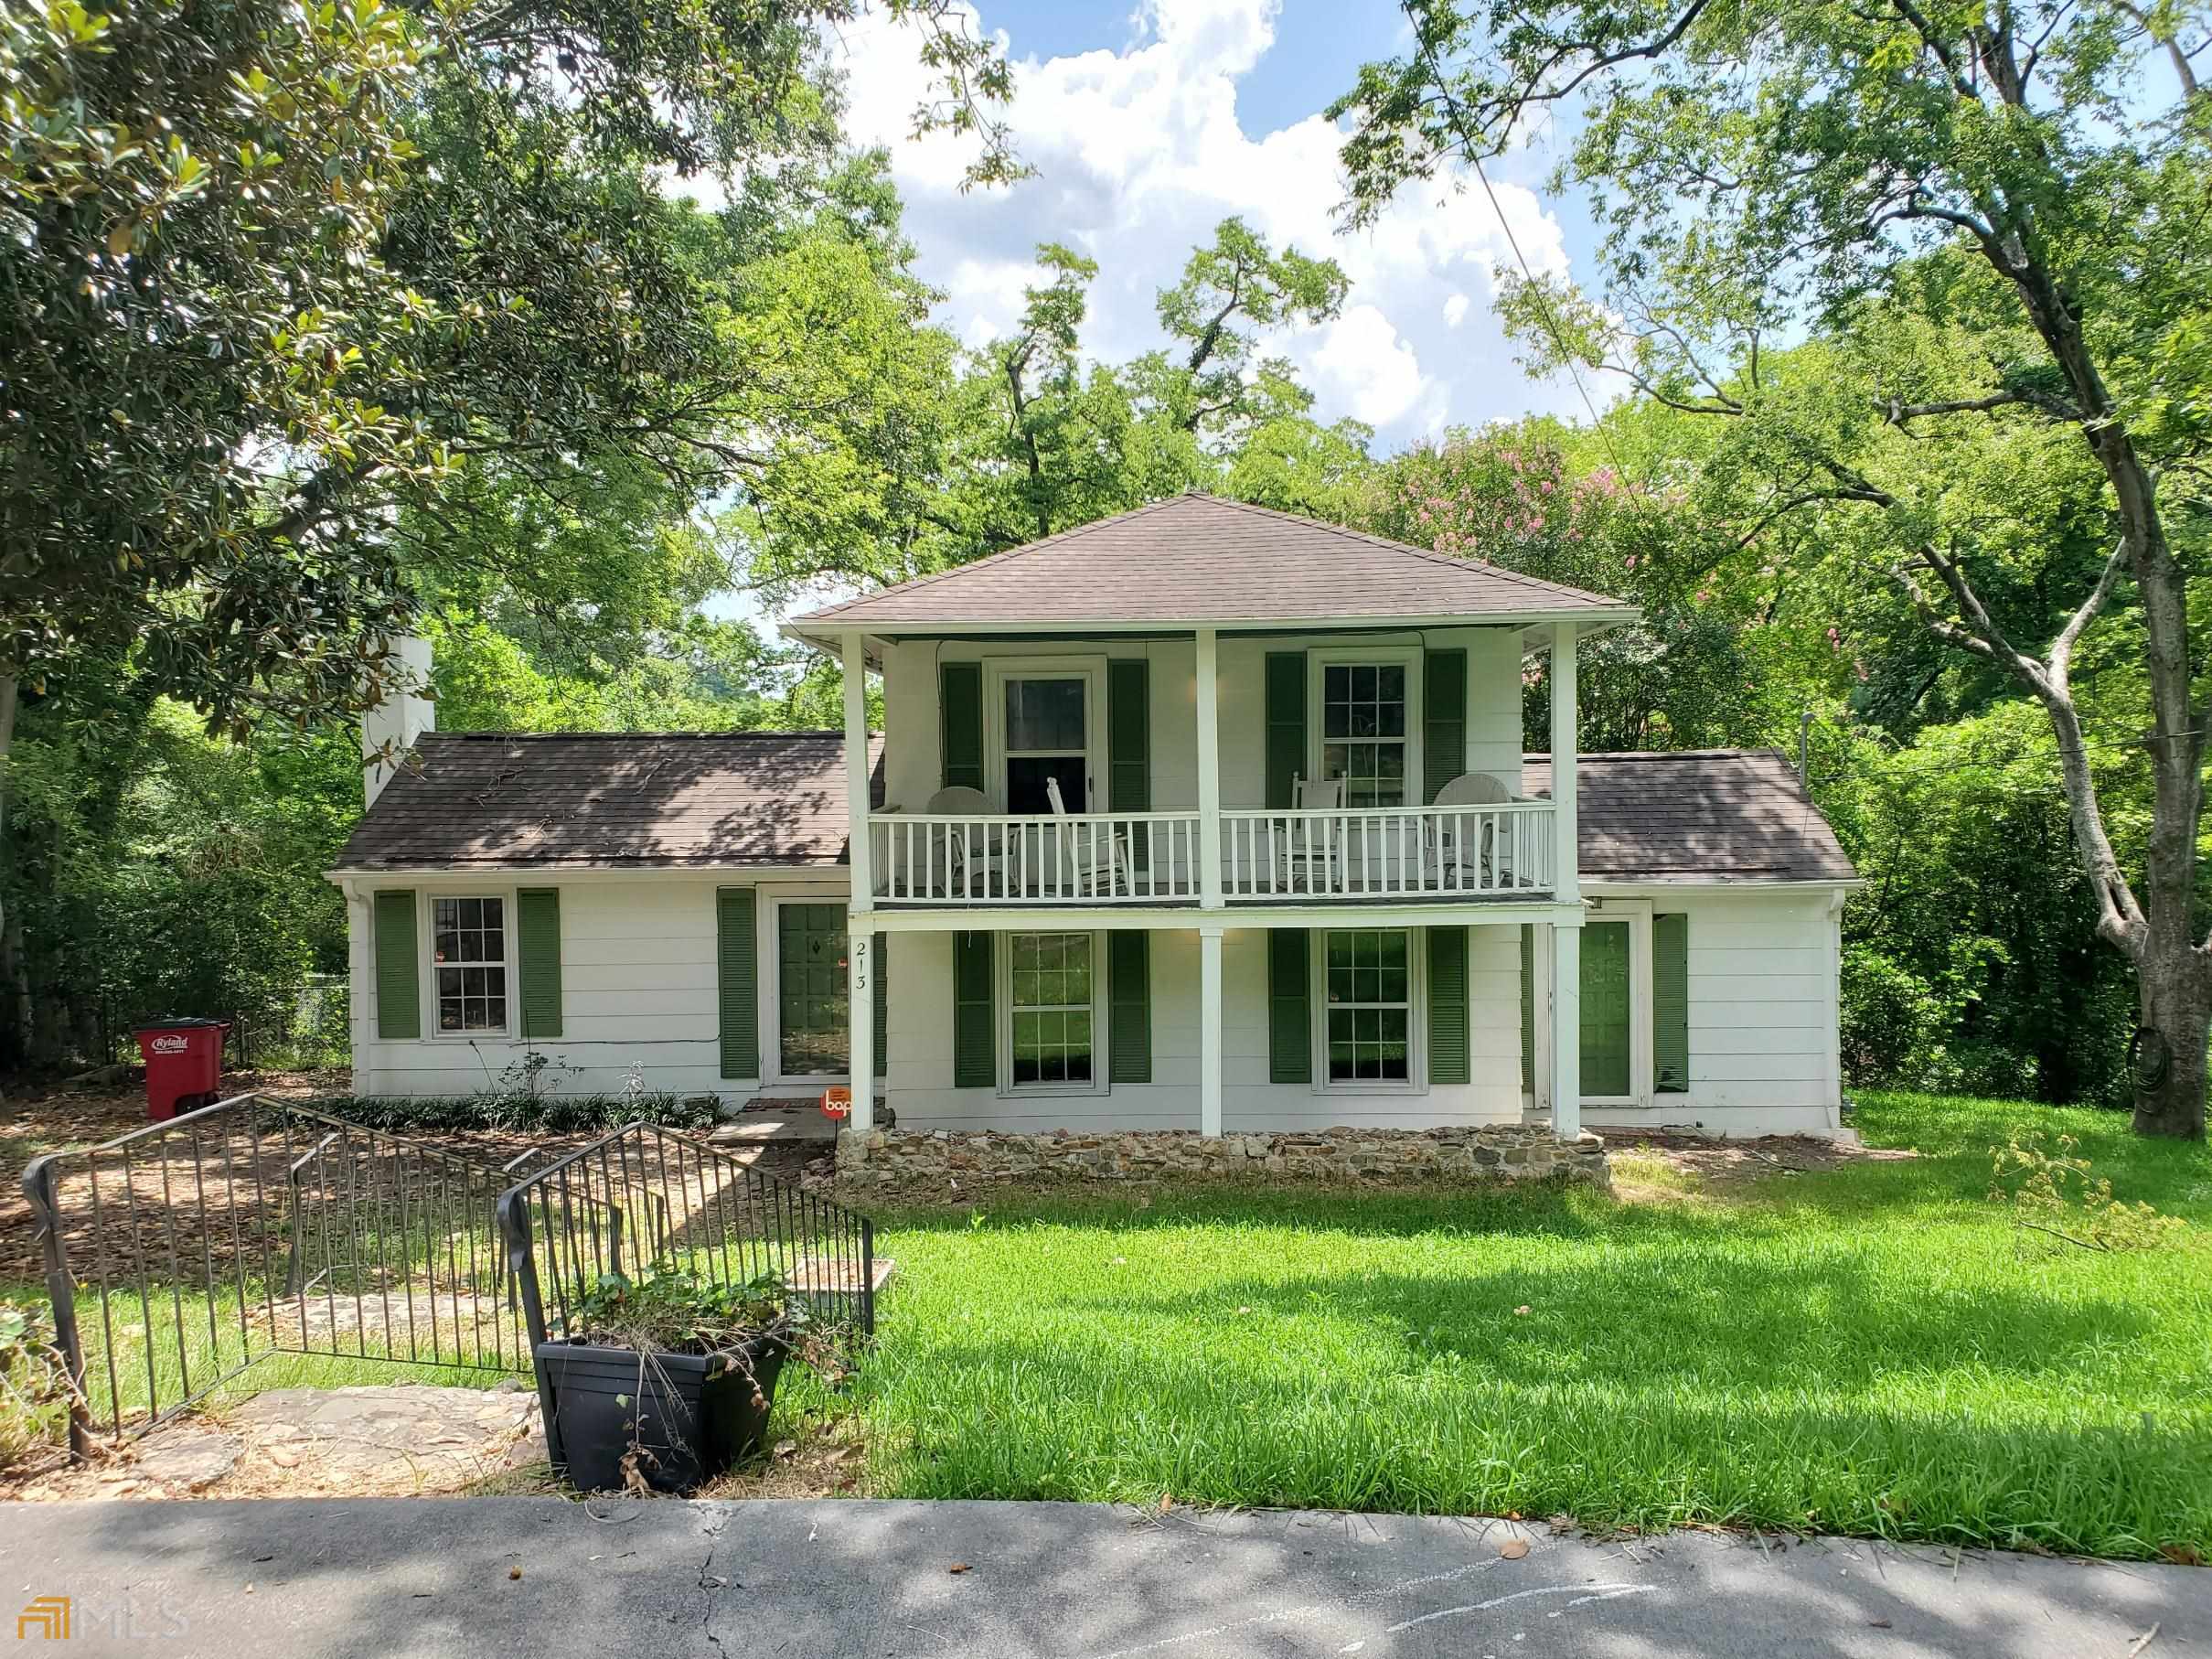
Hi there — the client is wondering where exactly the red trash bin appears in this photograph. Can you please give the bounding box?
[134,1018,231,1121]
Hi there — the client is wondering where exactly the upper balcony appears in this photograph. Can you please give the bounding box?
[868,799,1558,906]
[785,492,1635,916]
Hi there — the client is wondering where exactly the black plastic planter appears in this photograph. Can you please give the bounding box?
[535,1331,789,1495]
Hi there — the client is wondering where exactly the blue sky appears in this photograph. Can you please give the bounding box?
[834,0,1598,450]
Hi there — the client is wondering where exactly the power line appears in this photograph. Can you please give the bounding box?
[1469,154,1635,483]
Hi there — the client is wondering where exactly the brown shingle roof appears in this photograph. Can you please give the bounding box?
[790,492,1630,633]
[1524,750,1858,883]
[333,731,883,872]
[337,734,1854,884]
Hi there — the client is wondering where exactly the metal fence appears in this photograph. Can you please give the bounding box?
[25,1097,876,1464]
[497,1120,876,1343]
[497,1122,876,1467]
[22,1093,547,1456]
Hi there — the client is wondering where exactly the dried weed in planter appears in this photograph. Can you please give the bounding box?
[541,1266,855,1496]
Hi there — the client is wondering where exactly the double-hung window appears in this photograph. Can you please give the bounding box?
[432,896,508,1033]
[1006,932,1097,1088]
[1316,653,1416,808]
[1321,928,1414,1086]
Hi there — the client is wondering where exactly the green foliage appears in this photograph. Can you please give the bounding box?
[1358,422,1762,749]
[1990,1128,2187,1252]
[0,688,357,1068]
[1828,706,2140,1102]
[561,1266,795,1357]
[0,1299,73,1469]
[326,1092,711,1134]
[0,0,1017,731]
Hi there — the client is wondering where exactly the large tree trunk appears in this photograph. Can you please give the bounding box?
[2132,928,2212,1138]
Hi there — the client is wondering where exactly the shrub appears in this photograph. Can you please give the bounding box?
[323,1092,721,1135]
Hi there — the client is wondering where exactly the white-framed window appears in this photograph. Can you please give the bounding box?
[1000,930,1104,1092]
[431,894,509,1035]
[984,656,1105,814]
[1311,648,1422,808]
[1316,926,1422,1092]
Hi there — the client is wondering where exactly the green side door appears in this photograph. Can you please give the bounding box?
[1580,919,1633,1097]
[777,902,850,1076]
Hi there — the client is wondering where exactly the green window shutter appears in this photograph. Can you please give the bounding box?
[1580,919,1632,1097]
[953,930,994,1088]
[373,890,420,1041]
[1264,652,1306,810]
[516,887,563,1040]
[1107,659,1150,812]
[1427,926,1470,1086]
[1423,648,1467,804]
[716,888,759,1081]
[1108,931,1151,1084]
[872,930,889,1078]
[940,661,985,793]
[1654,913,1690,1093]
[1267,928,1311,1084]
[1519,924,1534,1096]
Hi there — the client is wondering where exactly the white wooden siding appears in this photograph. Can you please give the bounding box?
[878,627,1527,817]
[349,875,775,1100]
[1576,885,1843,1136]
[883,925,1524,1133]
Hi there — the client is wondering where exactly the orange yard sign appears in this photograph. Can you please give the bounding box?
[820,1086,852,1119]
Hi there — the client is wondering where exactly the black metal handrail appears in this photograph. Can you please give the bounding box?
[497,1121,876,1473]
[23,1092,541,1455]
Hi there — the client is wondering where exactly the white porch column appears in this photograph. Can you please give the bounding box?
[1199,923,1224,1136]
[1195,626,1224,910]
[847,928,875,1134]
[1548,918,1581,1140]
[1550,621,1579,903]
[842,632,874,1133]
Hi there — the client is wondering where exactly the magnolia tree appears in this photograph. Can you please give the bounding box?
[1336,0,2212,1138]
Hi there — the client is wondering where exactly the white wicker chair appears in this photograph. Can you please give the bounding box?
[1426,772,1514,889]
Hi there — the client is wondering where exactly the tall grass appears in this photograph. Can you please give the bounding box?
[850,1092,2212,1559]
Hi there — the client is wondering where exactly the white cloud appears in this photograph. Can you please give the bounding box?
[836,0,1587,445]
[1311,304,1427,427]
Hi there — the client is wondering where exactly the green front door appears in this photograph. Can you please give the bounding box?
[778,903,849,1076]
[1580,919,1632,1097]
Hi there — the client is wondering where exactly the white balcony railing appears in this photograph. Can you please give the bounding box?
[1218,802,1555,900]
[870,801,1556,905]
[871,812,1204,904]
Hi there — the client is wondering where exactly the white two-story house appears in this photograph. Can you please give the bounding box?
[334,493,1859,1141]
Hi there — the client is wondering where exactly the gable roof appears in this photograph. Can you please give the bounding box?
[332,731,883,872]
[1524,750,1857,883]
[787,492,1631,638]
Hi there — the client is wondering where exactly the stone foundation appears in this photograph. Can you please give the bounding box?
[835,1123,1610,1194]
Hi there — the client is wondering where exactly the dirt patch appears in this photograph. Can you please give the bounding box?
[4,1382,542,1503]
[1604,1129,1917,1199]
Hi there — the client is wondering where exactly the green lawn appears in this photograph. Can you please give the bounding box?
[845,1093,2212,1560]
